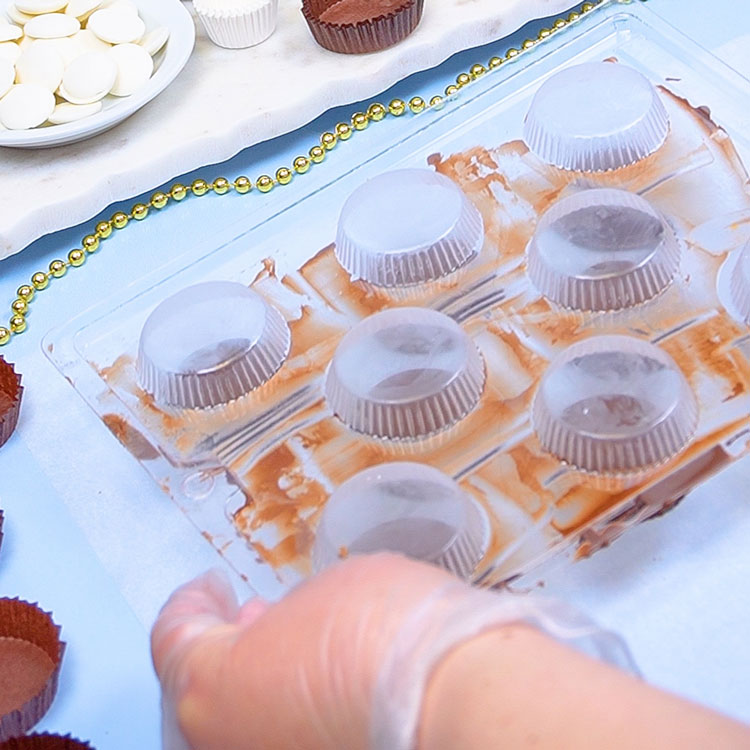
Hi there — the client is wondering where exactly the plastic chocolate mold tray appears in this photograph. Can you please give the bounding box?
[46,3,750,597]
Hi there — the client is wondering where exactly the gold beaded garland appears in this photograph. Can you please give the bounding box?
[0,3,604,349]
[352,112,369,130]
[309,145,326,163]
[95,221,112,239]
[49,260,67,278]
[11,299,27,316]
[171,183,188,201]
[17,285,33,303]
[367,102,386,121]
[9,315,26,334]
[68,249,86,267]
[132,203,149,221]
[151,191,169,208]
[388,99,406,116]
[212,177,231,195]
[191,179,209,197]
[112,212,129,229]
[276,167,293,185]
[82,234,99,253]
[293,156,311,174]
[408,96,426,114]
[335,122,353,140]
[234,176,252,193]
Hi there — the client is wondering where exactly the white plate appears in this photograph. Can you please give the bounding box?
[0,0,195,148]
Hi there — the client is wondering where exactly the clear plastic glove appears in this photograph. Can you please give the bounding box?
[151,553,638,750]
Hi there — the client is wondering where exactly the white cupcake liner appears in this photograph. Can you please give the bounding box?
[193,0,279,49]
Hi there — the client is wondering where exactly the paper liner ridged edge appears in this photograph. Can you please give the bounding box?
[301,0,424,54]
[0,600,65,742]
[0,358,22,450]
[0,733,94,749]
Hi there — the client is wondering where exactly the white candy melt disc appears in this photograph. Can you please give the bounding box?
[48,99,101,123]
[15,0,67,12]
[24,12,80,38]
[15,43,65,90]
[59,50,116,103]
[68,28,110,60]
[0,58,14,97]
[87,8,144,44]
[64,0,102,19]
[31,35,76,64]
[0,23,23,41]
[139,26,169,56]
[6,5,34,25]
[109,42,152,96]
[0,83,55,128]
[0,41,21,64]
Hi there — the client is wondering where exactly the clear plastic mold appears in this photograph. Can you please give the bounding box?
[45,4,750,598]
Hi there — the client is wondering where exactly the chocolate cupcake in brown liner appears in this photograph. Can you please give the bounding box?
[0,358,23,450]
[301,0,424,54]
[0,735,93,750]
[0,600,65,742]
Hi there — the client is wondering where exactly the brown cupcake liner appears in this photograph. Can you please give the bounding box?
[301,0,424,54]
[0,600,65,743]
[0,358,22,450]
[0,735,93,750]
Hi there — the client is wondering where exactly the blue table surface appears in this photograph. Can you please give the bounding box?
[1,1,750,747]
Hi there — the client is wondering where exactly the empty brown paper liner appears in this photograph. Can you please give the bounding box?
[301,0,424,54]
[0,358,22,450]
[0,735,93,750]
[0,600,65,742]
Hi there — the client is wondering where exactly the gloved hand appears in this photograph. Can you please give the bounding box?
[151,553,637,750]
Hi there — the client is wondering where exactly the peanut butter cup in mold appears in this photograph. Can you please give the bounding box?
[532,335,698,475]
[523,62,670,172]
[334,169,484,289]
[729,240,750,325]
[325,307,485,440]
[137,281,291,410]
[526,189,681,312]
[313,462,488,577]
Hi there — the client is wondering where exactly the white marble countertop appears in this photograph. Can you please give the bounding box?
[0,0,574,260]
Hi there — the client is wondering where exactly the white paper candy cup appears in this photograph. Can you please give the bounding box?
[313,462,488,578]
[524,62,670,173]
